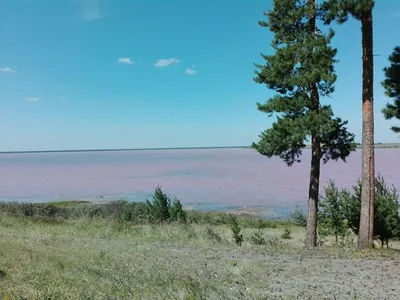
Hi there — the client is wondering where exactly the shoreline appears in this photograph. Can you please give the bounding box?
[0,198,300,220]
[1,143,400,154]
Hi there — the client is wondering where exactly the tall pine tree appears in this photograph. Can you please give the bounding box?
[322,0,375,249]
[382,46,400,133]
[253,0,355,247]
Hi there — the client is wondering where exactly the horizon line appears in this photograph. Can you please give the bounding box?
[1,142,399,155]
[0,145,252,154]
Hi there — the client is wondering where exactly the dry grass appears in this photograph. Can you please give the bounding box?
[0,216,400,299]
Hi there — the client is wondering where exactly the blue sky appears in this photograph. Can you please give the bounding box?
[0,0,399,151]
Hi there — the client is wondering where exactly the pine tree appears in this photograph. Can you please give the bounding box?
[319,180,348,243]
[341,175,400,248]
[146,186,171,223]
[382,46,400,133]
[253,0,355,247]
[322,0,375,249]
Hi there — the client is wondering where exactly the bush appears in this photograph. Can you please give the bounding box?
[251,229,266,245]
[205,227,223,243]
[35,203,68,219]
[20,203,35,217]
[281,227,292,239]
[291,207,307,228]
[146,186,171,223]
[120,202,147,222]
[145,186,186,224]
[170,198,187,223]
[319,180,349,243]
[341,175,400,248]
[230,215,243,246]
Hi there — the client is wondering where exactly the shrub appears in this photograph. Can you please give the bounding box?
[169,198,187,223]
[83,201,126,220]
[229,215,243,246]
[121,206,133,222]
[205,227,223,243]
[341,174,400,248]
[319,180,349,243]
[20,203,35,217]
[146,186,171,223]
[251,229,266,245]
[255,218,276,229]
[281,227,292,239]
[120,202,147,222]
[291,207,307,228]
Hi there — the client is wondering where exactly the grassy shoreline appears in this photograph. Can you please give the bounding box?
[1,201,400,299]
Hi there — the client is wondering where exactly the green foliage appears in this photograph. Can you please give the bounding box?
[381,46,400,133]
[291,207,307,228]
[186,211,279,228]
[322,0,375,23]
[146,186,171,223]
[319,180,349,243]
[281,227,292,239]
[145,186,187,223]
[341,175,400,247]
[170,198,187,223]
[253,0,355,166]
[229,215,243,246]
[317,225,331,246]
[205,227,223,243]
[250,218,269,244]
[121,202,147,222]
[251,228,266,245]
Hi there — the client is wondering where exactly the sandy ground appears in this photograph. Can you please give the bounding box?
[160,245,400,300]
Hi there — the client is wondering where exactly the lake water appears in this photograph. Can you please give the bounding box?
[1,148,399,217]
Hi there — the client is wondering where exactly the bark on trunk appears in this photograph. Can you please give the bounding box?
[305,0,321,248]
[306,134,321,248]
[357,9,375,249]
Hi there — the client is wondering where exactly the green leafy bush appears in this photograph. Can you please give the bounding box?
[169,198,187,223]
[281,227,292,239]
[319,180,350,243]
[205,227,223,243]
[291,207,307,228]
[230,215,243,246]
[145,186,186,223]
[146,186,171,223]
[341,175,400,247]
[251,229,266,245]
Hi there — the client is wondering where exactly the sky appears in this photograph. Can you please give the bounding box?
[0,0,399,152]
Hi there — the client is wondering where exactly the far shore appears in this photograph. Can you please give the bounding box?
[1,143,400,154]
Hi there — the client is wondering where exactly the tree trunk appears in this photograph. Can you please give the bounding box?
[306,134,321,248]
[357,9,375,250]
[305,0,321,248]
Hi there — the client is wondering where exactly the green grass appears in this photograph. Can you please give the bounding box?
[35,200,90,207]
[1,201,400,299]
[1,214,400,299]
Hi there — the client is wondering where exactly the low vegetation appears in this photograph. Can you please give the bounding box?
[1,181,400,299]
[291,175,400,248]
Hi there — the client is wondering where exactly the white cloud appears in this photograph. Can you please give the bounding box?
[154,58,180,67]
[118,57,133,65]
[25,97,40,102]
[185,66,197,75]
[0,67,16,73]
[81,0,103,22]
